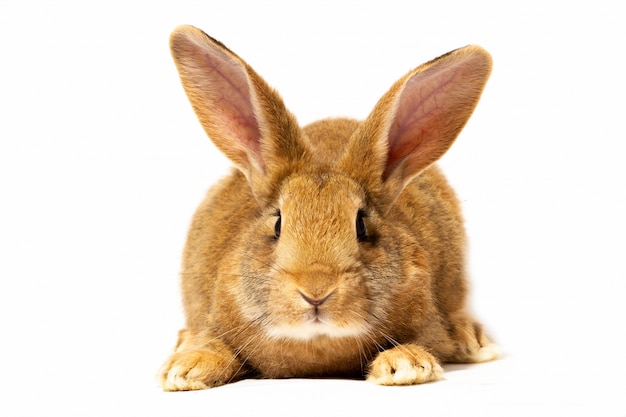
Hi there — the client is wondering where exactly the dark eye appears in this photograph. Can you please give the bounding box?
[356,209,367,242]
[274,210,281,239]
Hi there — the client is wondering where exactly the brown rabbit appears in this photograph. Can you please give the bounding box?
[160,25,498,391]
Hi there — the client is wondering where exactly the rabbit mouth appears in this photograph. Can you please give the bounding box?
[266,318,369,341]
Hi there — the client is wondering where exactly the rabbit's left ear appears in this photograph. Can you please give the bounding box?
[341,46,492,206]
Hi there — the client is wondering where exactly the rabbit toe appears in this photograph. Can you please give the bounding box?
[465,343,501,363]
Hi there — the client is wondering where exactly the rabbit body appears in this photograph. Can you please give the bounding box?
[160,26,498,391]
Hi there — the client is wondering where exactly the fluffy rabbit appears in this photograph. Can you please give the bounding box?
[160,25,498,391]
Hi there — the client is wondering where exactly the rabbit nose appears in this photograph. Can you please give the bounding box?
[299,291,332,307]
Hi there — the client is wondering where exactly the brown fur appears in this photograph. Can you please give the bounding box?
[160,25,498,391]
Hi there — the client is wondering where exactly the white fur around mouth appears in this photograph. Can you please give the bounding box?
[266,321,368,341]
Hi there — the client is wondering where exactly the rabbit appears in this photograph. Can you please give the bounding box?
[159,25,499,391]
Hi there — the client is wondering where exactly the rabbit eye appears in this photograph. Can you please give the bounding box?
[274,210,281,239]
[356,209,367,242]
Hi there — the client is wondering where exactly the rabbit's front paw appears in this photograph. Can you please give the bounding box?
[159,349,240,391]
[367,344,443,385]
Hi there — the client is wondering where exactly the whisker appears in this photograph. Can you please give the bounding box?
[230,247,290,277]
[178,246,292,282]
[352,335,370,376]
[221,314,271,383]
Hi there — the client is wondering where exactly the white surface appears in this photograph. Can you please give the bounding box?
[1,1,624,416]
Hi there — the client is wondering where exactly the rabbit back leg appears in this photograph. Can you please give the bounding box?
[443,310,500,363]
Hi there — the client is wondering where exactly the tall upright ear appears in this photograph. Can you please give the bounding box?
[342,45,492,207]
[169,25,307,202]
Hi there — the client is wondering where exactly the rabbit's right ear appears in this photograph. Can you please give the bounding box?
[169,26,307,202]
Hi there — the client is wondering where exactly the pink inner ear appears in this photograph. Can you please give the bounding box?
[181,35,264,171]
[201,44,262,161]
[384,62,464,179]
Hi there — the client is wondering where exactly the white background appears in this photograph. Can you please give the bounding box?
[1,1,624,416]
